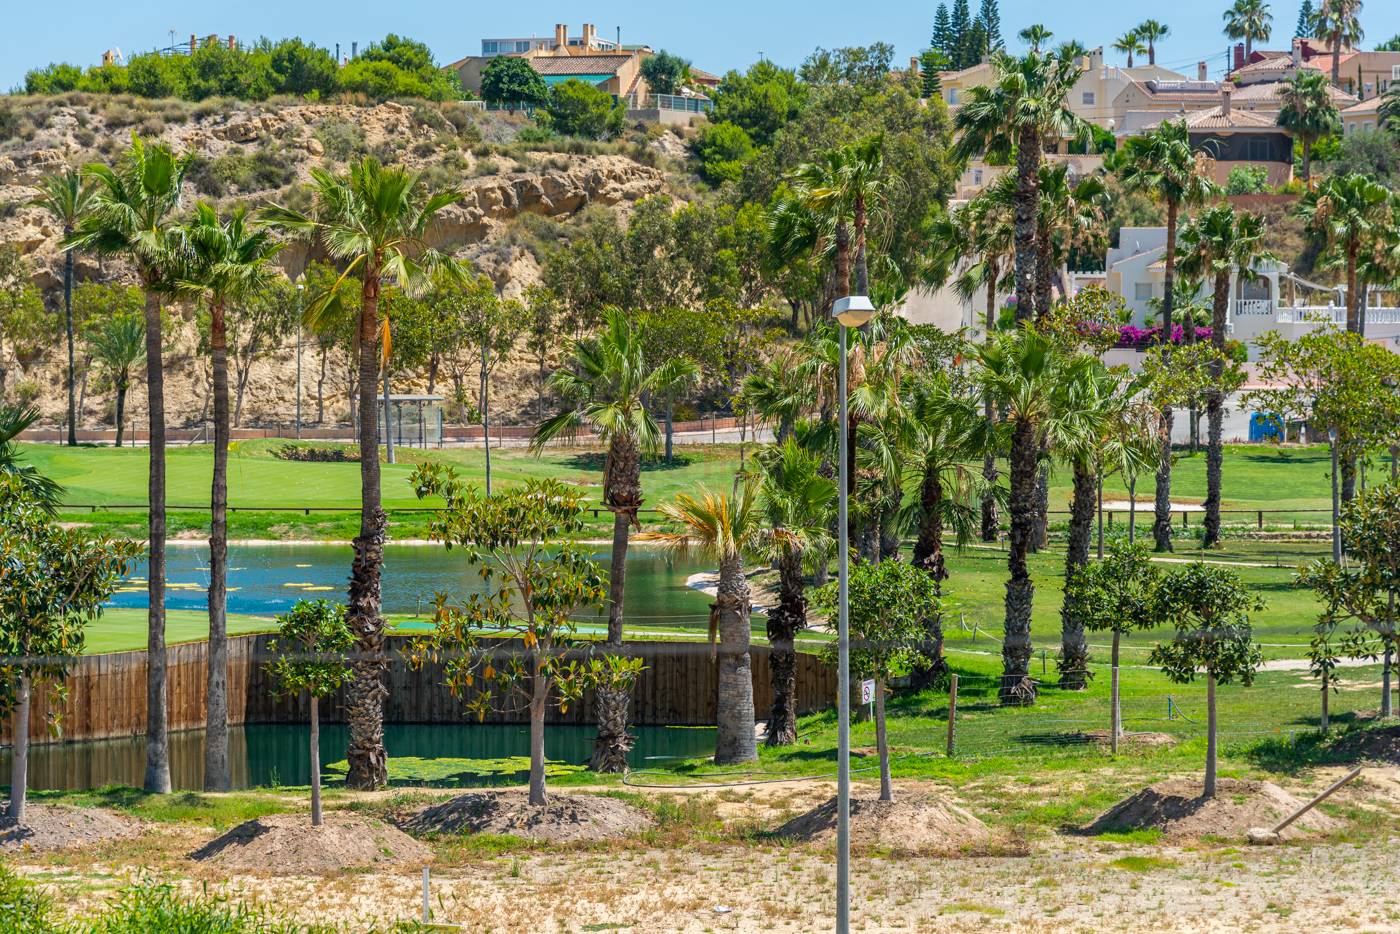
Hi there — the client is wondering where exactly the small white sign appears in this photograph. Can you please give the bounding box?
[860,679,876,704]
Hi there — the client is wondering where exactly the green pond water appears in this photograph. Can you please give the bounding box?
[4,723,716,793]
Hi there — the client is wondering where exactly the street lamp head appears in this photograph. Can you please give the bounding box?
[832,295,876,328]
[1328,426,1338,444]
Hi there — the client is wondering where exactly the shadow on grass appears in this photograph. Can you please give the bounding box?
[1240,714,1391,774]
[563,452,696,473]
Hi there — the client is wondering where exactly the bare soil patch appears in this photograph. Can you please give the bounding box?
[0,803,140,853]
[399,790,652,843]
[1086,778,1340,840]
[189,813,430,874]
[1075,729,1179,749]
[1334,725,1400,764]
[771,793,998,855]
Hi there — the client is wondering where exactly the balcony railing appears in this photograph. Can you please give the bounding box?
[1231,300,1400,327]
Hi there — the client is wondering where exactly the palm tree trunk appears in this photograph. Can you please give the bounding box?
[204,301,231,792]
[1034,461,1051,551]
[345,269,389,791]
[1013,126,1043,324]
[1059,462,1094,689]
[594,434,641,771]
[64,244,76,447]
[590,681,634,771]
[910,464,949,689]
[1204,270,1230,549]
[1346,240,1360,333]
[1153,202,1179,554]
[1002,417,1037,705]
[875,678,892,802]
[766,549,805,746]
[664,398,674,463]
[310,695,323,826]
[381,368,395,465]
[715,555,757,764]
[1331,33,1342,87]
[1035,224,1054,319]
[142,288,171,795]
[1205,673,1218,798]
[1302,137,1313,184]
[114,379,128,448]
[8,674,29,822]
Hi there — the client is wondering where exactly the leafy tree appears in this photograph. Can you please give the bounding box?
[29,170,94,446]
[814,560,938,801]
[711,61,806,146]
[408,470,620,805]
[267,38,338,97]
[1277,70,1341,182]
[641,50,691,96]
[1149,563,1263,798]
[542,79,625,139]
[354,34,461,100]
[1224,0,1274,60]
[1136,19,1172,65]
[69,135,190,794]
[266,600,352,826]
[800,44,896,87]
[693,122,755,186]
[1309,0,1363,87]
[184,40,276,100]
[1065,543,1163,752]
[650,483,764,764]
[125,52,189,98]
[0,248,53,403]
[0,474,139,822]
[480,56,550,110]
[84,312,145,447]
[260,157,464,790]
[24,62,84,94]
[1297,173,1393,333]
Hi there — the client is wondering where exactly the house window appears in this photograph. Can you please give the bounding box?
[516,41,531,52]
[1245,137,1272,161]
[482,41,499,54]
[1135,283,1153,301]
[1081,91,1096,105]
[973,169,984,185]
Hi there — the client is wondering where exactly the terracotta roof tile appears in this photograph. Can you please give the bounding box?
[528,55,632,76]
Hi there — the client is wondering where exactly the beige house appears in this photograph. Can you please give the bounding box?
[449,23,652,103]
[1141,87,1295,187]
[1341,96,1385,135]
[1232,38,1400,102]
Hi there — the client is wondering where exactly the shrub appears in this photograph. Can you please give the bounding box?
[186,146,296,197]
[541,79,625,140]
[313,118,366,161]
[1225,164,1269,195]
[692,121,754,185]
[515,124,557,144]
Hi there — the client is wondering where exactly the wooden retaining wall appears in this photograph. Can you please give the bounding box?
[3,635,839,746]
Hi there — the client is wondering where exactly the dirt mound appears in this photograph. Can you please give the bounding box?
[400,791,652,843]
[772,794,994,854]
[1086,778,1340,840]
[190,813,430,874]
[0,803,140,853]
[1335,725,1400,764]
[1075,730,1179,749]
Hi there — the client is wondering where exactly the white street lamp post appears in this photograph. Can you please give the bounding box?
[832,294,874,934]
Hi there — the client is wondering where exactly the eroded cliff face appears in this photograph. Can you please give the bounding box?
[0,96,669,429]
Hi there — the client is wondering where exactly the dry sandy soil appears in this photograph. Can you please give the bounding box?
[11,775,1400,933]
[189,813,430,874]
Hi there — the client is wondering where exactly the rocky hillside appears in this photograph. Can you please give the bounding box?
[0,94,679,429]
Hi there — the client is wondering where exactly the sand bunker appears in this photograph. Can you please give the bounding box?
[1086,778,1340,841]
[190,813,430,874]
[0,803,140,853]
[772,793,995,854]
[400,790,653,843]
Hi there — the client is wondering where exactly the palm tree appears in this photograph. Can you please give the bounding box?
[1177,205,1273,548]
[173,203,282,792]
[975,329,1089,704]
[0,405,61,511]
[1137,20,1171,65]
[954,51,1085,324]
[1116,119,1218,552]
[1018,24,1054,51]
[754,439,834,746]
[990,163,1107,317]
[29,170,94,447]
[1380,83,1400,131]
[68,135,190,795]
[1113,29,1147,68]
[650,483,764,764]
[1277,70,1341,183]
[1310,0,1364,88]
[531,309,698,772]
[260,156,463,790]
[1056,41,1089,64]
[1297,172,1393,334]
[85,313,144,448]
[1224,0,1274,61]
[741,351,807,443]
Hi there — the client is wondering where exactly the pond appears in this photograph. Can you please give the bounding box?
[111,543,720,627]
[4,723,716,792]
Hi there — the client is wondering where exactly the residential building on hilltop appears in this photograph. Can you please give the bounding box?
[1140,85,1295,187]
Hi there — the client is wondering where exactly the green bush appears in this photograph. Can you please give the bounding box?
[187,146,296,197]
[313,118,367,161]
[0,865,60,933]
[540,79,625,140]
[480,57,549,109]
[692,121,754,184]
[1225,164,1269,195]
[85,880,327,933]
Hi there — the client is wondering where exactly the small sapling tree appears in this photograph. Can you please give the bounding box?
[1148,563,1264,798]
[409,468,629,805]
[1064,542,1162,753]
[814,559,938,802]
[0,474,139,823]
[266,599,353,826]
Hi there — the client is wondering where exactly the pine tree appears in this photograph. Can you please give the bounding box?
[976,0,1003,54]
[932,3,953,57]
[949,0,972,68]
[919,49,947,98]
[1295,0,1315,38]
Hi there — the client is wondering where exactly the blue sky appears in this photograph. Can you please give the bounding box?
[5,0,1399,91]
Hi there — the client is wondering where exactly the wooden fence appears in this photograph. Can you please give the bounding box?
[3,635,838,746]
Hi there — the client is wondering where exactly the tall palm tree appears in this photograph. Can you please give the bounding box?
[1297,172,1393,334]
[1137,20,1172,65]
[754,439,834,745]
[1116,119,1218,552]
[1380,83,1400,131]
[1177,205,1273,548]
[260,156,463,790]
[954,51,1085,325]
[1309,0,1364,88]
[29,170,94,447]
[1018,24,1054,51]
[741,351,807,443]
[1277,70,1341,183]
[1223,0,1274,61]
[173,203,282,792]
[68,135,190,795]
[0,405,61,511]
[530,309,698,772]
[1113,29,1147,68]
[650,483,763,764]
[974,329,1089,704]
[85,312,144,448]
